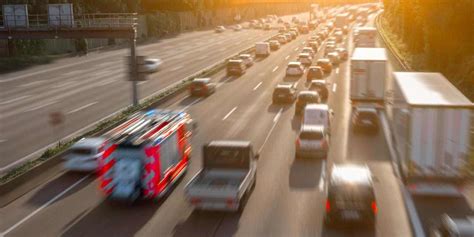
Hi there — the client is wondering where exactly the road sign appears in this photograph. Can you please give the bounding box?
[49,111,64,126]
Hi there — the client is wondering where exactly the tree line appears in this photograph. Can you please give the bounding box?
[382,0,474,99]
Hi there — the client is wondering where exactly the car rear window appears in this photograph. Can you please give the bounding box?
[329,185,375,202]
[358,111,377,120]
[300,94,319,102]
[228,61,242,67]
[288,64,301,68]
[70,148,93,155]
[275,88,290,94]
[299,131,323,140]
[204,146,250,169]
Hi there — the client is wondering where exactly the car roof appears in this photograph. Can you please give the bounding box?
[309,66,322,70]
[300,124,325,133]
[239,54,251,58]
[288,61,302,66]
[208,140,252,148]
[355,106,377,113]
[299,91,318,96]
[302,47,313,50]
[305,103,329,110]
[193,78,211,83]
[310,80,326,85]
[328,52,338,56]
[317,58,330,63]
[276,83,293,89]
[228,59,243,63]
[72,137,106,149]
[298,53,310,57]
[331,164,373,186]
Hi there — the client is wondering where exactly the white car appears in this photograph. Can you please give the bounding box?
[295,125,329,158]
[286,62,305,77]
[298,53,313,66]
[63,137,107,172]
[233,24,243,31]
[238,54,254,68]
[138,58,162,73]
[327,52,340,65]
[215,26,226,33]
[301,47,315,57]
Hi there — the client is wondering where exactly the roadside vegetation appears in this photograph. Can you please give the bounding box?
[381,0,474,100]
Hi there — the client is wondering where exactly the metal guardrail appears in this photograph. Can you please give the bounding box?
[374,12,412,71]
[0,13,137,29]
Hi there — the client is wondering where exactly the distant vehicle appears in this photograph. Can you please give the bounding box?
[301,47,315,57]
[325,44,336,56]
[295,125,329,158]
[309,80,328,101]
[98,110,194,202]
[429,214,474,237]
[277,35,288,44]
[335,13,349,28]
[238,54,254,68]
[350,48,387,103]
[269,40,281,50]
[290,29,299,37]
[354,27,376,47]
[138,58,163,73]
[295,91,321,116]
[299,25,309,34]
[317,59,333,74]
[215,26,226,33]
[286,62,305,77]
[277,18,283,23]
[307,66,324,82]
[185,141,258,212]
[190,78,216,97]
[298,53,313,66]
[289,31,297,39]
[334,31,344,43]
[63,137,107,172]
[264,24,271,30]
[327,52,341,65]
[302,103,330,129]
[233,24,242,31]
[308,41,319,52]
[388,72,473,197]
[278,26,287,33]
[255,42,271,57]
[227,59,246,76]
[324,164,377,227]
[352,106,379,134]
[272,83,297,104]
[335,48,348,61]
[284,33,293,42]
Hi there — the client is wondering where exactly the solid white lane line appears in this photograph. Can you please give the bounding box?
[0,95,31,105]
[19,80,47,88]
[171,65,184,72]
[302,41,306,45]
[273,108,283,122]
[318,160,326,192]
[294,47,299,51]
[0,139,6,143]
[285,55,290,60]
[66,101,98,115]
[138,81,147,85]
[222,107,237,120]
[335,68,340,74]
[294,81,300,88]
[272,66,279,72]
[1,174,91,236]
[253,82,263,91]
[23,101,57,112]
[332,83,337,92]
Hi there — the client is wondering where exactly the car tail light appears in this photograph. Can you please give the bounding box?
[296,138,300,147]
[325,200,331,213]
[226,198,236,207]
[190,198,201,205]
[371,201,378,214]
[321,139,328,149]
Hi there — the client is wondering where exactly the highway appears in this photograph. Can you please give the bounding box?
[0,12,414,237]
[0,13,306,170]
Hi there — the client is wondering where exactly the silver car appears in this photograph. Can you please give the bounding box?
[63,137,107,172]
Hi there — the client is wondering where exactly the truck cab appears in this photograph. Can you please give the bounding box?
[185,141,258,212]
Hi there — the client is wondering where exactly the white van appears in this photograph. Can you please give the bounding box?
[255,42,271,57]
[302,104,330,129]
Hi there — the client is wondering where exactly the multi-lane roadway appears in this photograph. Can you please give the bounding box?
[0,13,305,171]
[0,12,416,237]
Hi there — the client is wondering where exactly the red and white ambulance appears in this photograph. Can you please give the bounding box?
[98,109,194,201]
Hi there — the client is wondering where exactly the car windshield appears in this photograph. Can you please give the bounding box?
[300,131,323,140]
[70,148,93,155]
[204,146,250,169]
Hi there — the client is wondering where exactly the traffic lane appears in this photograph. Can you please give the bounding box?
[0,30,280,167]
[0,28,275,104]
[1,30,312,236]
[413,196,473,234]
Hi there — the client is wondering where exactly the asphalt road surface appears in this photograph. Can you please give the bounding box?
[0,13,306,170]
[0,12,414,237]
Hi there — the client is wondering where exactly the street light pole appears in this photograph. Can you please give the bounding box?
[130,32,138,106]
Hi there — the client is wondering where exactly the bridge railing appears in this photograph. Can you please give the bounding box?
[0,13,137,30]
